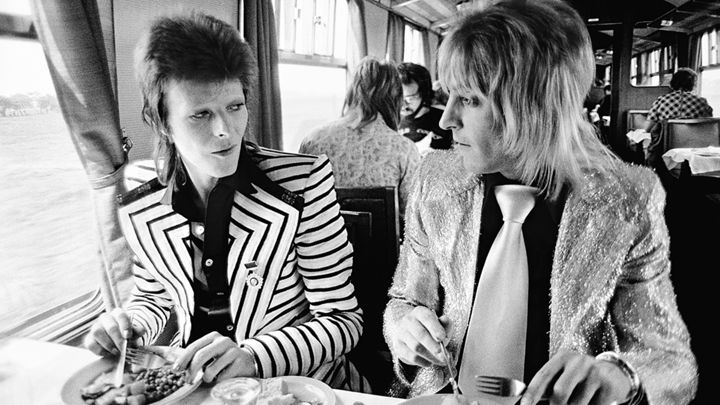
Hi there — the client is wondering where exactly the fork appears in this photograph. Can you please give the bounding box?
[126,345,184,369]
[475,375,549,400]
[127,346,205,383]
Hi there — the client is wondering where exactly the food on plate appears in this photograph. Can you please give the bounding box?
[256,378,295,405]
[80,365,189,404]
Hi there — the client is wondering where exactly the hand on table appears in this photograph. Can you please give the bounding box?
[84,308,145,357]
[174,331,255,383]
[520,350,632,405]
[391,306,451,367]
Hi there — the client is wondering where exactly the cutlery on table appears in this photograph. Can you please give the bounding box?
[475,375,549,400]
[437,339,462,398]
[126,345,204,383]
[113,335,128,388]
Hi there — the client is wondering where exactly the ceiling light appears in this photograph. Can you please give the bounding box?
[588,18,599,23]
[661,20,673,26]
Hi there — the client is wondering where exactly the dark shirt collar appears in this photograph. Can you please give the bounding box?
[482,172,567,226]
[160,142,255,221]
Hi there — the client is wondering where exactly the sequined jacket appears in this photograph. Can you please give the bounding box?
[384,150,697,404]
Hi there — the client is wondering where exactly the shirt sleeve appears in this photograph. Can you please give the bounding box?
[239,155,363,377]
[646,97,663,123]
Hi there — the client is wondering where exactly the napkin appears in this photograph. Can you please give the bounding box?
[626,129,651,146]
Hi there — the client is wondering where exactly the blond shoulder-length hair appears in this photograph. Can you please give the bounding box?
[439,0,617,199]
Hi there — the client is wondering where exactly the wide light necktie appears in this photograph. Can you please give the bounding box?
[458,184,538,395]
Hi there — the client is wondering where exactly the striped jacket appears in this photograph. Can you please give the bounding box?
[117,142,368,391]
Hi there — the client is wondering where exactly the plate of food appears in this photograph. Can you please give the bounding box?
[212,376,335,405]
[61,355,202,405]
[399,393,508,405]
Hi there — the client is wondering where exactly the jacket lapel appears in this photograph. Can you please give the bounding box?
[226,161,303,340]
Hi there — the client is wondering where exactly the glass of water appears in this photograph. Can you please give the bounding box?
[211,377,261,405]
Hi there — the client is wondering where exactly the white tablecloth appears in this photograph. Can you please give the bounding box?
[0,338,403,405]
[662,146,720,177]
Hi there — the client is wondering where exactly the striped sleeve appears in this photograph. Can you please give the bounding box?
[240,154,363,378]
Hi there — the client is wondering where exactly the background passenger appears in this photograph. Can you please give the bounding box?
[85,12,368,391]
[397,62,453,153]
[383,1,696,404]
[299,57,420,220]
[644,67,713,168]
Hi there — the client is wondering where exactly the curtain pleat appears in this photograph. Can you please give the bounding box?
[422,29,431,69]
[385,14,404,63]
[30,0,133,310]
[688,34,701,72]
[243,0,283,150]
[347,0,368,74]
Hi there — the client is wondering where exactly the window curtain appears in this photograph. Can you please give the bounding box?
[30,0,134,310]
[688,33,701,72]
[243,0,283,150]
[347,0,368,74]
[385,14,404,63]
[422,29,431,70]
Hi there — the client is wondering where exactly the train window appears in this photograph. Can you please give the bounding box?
[272,0,349,152]
[404,24,424,65]
[698,27,720,114]
[273,0,348,65]
[631,45,675,87]
[0,35,100,336]
[279,63,346,152]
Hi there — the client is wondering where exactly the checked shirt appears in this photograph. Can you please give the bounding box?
[647,90,713,123]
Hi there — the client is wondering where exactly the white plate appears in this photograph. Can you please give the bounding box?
[61,356,201,405]
[399,394,507,405]
[265,376,336,405]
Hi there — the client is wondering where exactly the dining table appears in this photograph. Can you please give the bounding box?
[662,146,720,178]
[0,337,404,405]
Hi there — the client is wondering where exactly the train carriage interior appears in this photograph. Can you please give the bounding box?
[1,0,719,403]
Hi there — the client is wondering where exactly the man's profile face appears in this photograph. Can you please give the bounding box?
[401,81,422,116]
[439,89,514,178]
[165,78,247,183]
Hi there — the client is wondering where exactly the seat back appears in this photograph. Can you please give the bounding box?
[335,187,400,394]
[335,187,400,273]
[663,118,720,150]
[626,110,649,131]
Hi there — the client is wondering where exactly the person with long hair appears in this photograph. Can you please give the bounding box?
[383,1,696,404]
[299,57,419,218]
[398,62,454,153]
[84,11,368,392]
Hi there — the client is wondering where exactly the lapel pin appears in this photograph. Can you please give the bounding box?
[244,261,263,289]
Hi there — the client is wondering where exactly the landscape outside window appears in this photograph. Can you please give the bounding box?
[0,35,99,336]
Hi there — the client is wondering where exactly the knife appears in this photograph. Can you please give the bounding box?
[438,341,461,396]
[113,336,128,388]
